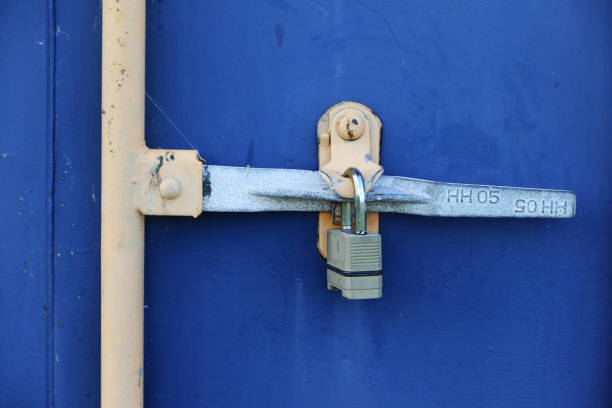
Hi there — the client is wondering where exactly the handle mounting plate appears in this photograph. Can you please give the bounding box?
[317,101,382,258]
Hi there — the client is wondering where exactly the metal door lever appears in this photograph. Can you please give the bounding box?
[201,165,575,218]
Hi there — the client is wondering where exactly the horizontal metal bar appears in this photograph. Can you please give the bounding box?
[202,165,575,218]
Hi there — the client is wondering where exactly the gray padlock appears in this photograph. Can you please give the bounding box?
[327,168,382,300]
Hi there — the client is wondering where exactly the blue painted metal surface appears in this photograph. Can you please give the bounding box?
[1,1,611,407]
[0,2,54,406]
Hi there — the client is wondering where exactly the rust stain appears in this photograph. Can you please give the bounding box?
[115,10,126,23]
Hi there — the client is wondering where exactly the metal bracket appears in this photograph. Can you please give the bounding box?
[136,149,203,217]
[317,101,382,258]
[317,101,383,197]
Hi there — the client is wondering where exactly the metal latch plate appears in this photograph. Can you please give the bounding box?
[317,102,382,258]
[137,149,203,217]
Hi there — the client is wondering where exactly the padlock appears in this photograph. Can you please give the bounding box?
[326,168,382,300]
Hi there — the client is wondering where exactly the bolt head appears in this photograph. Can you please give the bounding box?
[159,178,182,200]
[336,110,365,140]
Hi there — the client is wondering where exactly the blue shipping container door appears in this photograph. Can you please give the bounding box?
[1,1,611,407]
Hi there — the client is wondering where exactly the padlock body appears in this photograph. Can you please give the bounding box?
[326,228,382,299]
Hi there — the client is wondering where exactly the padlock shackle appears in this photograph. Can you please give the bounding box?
[341,201,352,231]
[345,168,367,234]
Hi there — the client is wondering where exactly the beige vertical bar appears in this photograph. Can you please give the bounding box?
[101,0,146,407]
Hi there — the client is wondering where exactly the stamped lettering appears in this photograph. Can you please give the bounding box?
[447,188,500,205]
[514,199,568,215]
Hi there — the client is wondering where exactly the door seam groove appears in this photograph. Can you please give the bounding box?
[46,0,57,407]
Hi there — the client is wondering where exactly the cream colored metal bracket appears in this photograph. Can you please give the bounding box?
[317,101,382,258]
[101,1,202,407]
[137,149,203,217]
[317,101,383,198]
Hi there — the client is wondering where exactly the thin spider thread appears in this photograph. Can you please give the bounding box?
[145,91,199,151]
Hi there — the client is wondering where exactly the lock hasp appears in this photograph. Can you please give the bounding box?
[317,101,383,198]
[317,101,382,258]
